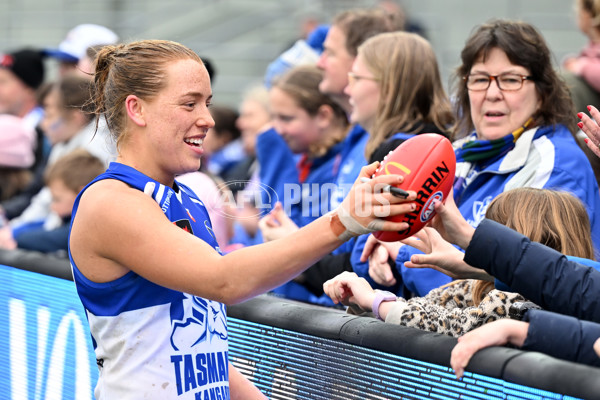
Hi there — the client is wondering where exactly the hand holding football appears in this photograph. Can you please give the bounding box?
[372,134,456,242]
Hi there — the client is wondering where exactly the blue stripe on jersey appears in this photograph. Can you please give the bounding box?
[71,268,185,316]
[69,162,221,317]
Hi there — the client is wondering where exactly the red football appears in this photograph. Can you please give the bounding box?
[372,133,456,242]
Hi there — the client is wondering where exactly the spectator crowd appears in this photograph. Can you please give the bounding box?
[2,0,600,397]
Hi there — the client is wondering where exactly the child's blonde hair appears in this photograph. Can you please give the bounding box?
[471,187,595,304]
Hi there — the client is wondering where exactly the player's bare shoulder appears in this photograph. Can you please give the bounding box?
[70,179,145,282]
[78,179,158,217]
[71,179,158,246]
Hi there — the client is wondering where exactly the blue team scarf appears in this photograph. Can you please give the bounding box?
[453,118,533,199]
[455,118,532,163]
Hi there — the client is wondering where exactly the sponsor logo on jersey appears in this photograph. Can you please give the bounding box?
[174,219,193,234]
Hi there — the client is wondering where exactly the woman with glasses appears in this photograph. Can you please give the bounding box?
[359,19,600,301]
[345,31,453,168]
[449,19,600,237]
[340,31,456,296]
[259,31,456,302]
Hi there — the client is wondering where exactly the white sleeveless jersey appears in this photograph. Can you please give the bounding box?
[69,163,230,399]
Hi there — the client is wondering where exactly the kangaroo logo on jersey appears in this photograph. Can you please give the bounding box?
[169,296,229,397]
[470,195,493,226]
[170,295,227,352]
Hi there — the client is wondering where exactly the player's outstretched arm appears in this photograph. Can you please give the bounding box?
[72,162,417,305]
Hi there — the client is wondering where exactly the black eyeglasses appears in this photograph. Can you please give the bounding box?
[464,73,533,91]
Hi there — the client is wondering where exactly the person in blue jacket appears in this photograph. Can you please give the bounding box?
[304,8,398,259]
[363,19,600,299]
[258,9,402,305]
[454,219,600,374]
[450,310,600,378]
[316,8,402,215]
[260,30,455,303]
[267,65,349,228]
[263,65,351,302]
[260,32,453,302]
[396,180,600,376]
[259,9,399,231]
[68,39,417,399]
[258,8,401,225]
[404,194,600,377]
[345,31,454,296]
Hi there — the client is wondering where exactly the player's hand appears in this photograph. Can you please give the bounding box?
[335,162,416,241]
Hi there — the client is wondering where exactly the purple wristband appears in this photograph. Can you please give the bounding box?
[372,290,397,320]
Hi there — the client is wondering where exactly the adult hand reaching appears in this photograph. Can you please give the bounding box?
[401,227,493,281]
[428,191,475,250]
[579,105,600,159]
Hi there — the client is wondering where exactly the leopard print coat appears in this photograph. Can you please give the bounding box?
[383,279,527,337]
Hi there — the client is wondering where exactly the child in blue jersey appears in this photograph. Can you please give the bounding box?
[68,39,418,399]
[262,65,352,303]
[256,9,401,304]
[266,64,350,228]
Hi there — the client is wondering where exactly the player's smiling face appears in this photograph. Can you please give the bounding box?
[139,59,215,180]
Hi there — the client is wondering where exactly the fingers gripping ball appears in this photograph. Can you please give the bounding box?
[372,134,456,242]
